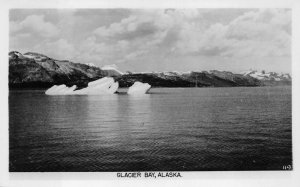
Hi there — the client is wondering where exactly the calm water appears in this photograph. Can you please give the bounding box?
[9,86,292,171]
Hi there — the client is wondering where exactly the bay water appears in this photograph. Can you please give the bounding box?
[9,86,292,171]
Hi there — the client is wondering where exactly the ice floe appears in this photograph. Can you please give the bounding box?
[45,77,151,95]
[45,85,77,95]
[127,82,151,95]
[45,77,119,95]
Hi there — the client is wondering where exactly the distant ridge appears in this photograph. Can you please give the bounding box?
[9,51,291,89]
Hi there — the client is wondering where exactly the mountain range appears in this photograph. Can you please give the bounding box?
[9,51,291,89]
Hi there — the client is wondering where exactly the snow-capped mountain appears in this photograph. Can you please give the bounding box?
[8,51,291,89]
[85,63,97,67]
[242,70,291,82]
[9,51,122,88]
[101,64,124,75]
[22,52,50,61]
[9,51,23,58]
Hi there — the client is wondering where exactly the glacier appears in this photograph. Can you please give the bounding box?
[45,77,119,95]
[127,82,151,95]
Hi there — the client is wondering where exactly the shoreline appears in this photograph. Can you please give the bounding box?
[8,84,292,91]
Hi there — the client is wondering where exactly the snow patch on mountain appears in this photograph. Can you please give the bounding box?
[85,63,97,67]
[22,52,50,61]
[9,51,24,59]
[242,70,291,81]
[11,51,22,57]
[101,64,123,75]
[23,54,36,59]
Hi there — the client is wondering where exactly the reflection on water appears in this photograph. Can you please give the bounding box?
[9,87,292,171]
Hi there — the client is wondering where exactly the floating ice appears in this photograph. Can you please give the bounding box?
[45,77,119,95]
[45,78,152,95]
[127,82,151,95]
[45,85,76,95]
[108,81,119,94]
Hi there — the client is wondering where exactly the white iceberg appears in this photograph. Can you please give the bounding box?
[45,85,58,95]
[45,85,73,95]
[45,77,119,95]
[127,82,151,95]
[62,85,77,94]
[107,81,119,94]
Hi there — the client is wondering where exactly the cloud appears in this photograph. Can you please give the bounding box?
[173,9,291,57]
[93,14,160,41]
[33,39,75,60]
[90,9,203,63]
[91,9,291,62]
[9,9,291,72]
[93,9,202,42]
[222,9,291,57]
[10,15,59,38]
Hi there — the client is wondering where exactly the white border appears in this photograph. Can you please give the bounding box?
[1,0,299,186]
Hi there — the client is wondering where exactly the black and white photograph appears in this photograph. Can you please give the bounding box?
[8,8,293,172]
[1,0,300,186]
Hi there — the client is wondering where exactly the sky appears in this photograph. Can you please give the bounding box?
[9,9,291,73]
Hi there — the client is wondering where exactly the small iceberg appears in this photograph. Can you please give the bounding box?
[45,85,77,95]
[45,77,119,95]
[127,81,151,95]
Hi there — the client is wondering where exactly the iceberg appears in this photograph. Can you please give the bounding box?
[45,85,58,95]
[108,81,119,94]
[45,78,151,95]
[63,85,77,94]
[45,77,119,95]
[127,82,151,95]
[45,84,77,95]
[45,85,74,95]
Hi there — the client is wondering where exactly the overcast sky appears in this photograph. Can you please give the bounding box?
[9,9,291,73]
